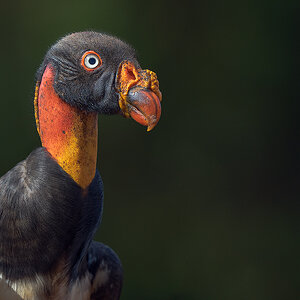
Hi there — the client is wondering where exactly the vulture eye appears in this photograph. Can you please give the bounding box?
[81,51,102,71]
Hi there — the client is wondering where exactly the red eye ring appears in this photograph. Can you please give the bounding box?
[81,51,102,71]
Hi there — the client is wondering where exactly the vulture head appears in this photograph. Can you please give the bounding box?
[36,31,162,131]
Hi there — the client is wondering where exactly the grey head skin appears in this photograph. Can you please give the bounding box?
[37,31,139,113]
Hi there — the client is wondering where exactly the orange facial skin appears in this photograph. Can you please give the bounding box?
[116,61,162,131]
[35,65,98,189]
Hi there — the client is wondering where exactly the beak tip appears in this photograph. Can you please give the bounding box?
[146,119,159,132]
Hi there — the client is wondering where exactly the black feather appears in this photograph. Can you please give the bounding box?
[88,241,123,300]
[0,148,103,281]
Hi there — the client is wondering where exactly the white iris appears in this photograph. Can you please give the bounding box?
[84,54,99,69]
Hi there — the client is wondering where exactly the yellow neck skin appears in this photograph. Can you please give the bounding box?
[35,66,98,189]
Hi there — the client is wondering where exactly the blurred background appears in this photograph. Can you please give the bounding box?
[0,0,299,299]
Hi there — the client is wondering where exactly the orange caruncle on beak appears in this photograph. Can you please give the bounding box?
[116,61,162,131]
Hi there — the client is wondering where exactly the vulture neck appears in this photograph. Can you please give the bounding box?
[34,65,98,189]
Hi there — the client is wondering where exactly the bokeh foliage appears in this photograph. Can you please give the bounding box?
[0,0,299,299]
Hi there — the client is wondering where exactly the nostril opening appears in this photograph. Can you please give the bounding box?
[126,68,136,81]
[117,62,140,93]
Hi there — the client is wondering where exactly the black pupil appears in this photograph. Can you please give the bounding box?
[88,57,97,65]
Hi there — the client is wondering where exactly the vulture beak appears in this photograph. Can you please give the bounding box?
[116,61,162,131]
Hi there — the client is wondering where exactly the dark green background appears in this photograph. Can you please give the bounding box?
[0,0,299,299]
